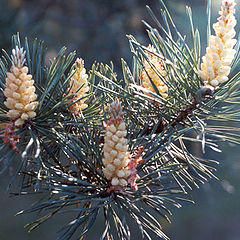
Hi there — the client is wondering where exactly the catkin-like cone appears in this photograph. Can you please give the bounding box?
[68,58,89,113]
[4,46,38,127]
[199,0,237,87]
[141,45,168,98]
[102,101,132,187]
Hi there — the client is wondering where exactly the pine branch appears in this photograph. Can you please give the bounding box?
[0,1,240,240]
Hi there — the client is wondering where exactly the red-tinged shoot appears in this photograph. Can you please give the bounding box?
[128,146,145,191]
[3,120,20,153]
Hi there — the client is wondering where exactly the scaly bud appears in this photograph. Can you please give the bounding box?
[11,46,26,68]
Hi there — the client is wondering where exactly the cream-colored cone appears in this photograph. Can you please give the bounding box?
[141,45,168,98]
[4,46,38,127]
[102,101,131,187]
[199,0,237,87]
[68,58,89,113]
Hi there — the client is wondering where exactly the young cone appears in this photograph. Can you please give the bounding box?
[68,58,89,113]
[4,46,38,127]
[102,101,131,187]
[141,45,168,98]
[199,0,237,87]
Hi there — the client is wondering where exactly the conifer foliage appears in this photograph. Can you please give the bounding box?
[0,0,240,239]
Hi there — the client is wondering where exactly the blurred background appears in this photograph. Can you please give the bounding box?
[0,0,240,239]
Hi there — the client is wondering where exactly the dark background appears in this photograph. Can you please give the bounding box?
[0,0,240,239]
